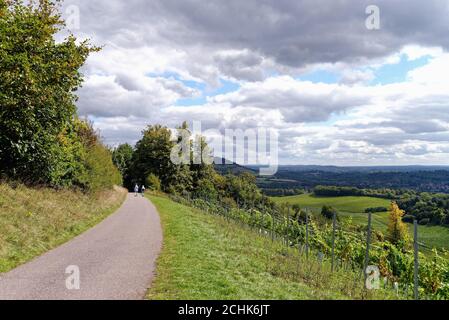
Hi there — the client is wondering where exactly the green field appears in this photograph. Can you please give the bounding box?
[271,194,449,252]
[146,194,398,300]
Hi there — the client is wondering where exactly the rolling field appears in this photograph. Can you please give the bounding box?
[271,194,449,252]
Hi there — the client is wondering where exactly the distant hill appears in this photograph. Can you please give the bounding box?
[257,167,449,194]
[213,158,257,175]
[246,165,449,174]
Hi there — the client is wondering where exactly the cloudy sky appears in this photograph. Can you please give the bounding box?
[60,0,449,165]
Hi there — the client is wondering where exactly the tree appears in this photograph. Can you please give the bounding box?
[129,125,175,189]
[387,202,410,248]
[112,144,133,175]
[321,205,338,220]
[190,135,215,189]
[112,143,133,186]
[0,0,99,186]
[129,124,195,193]
[224,172,262,207]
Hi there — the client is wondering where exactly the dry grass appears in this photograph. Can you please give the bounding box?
[0,183,127,272]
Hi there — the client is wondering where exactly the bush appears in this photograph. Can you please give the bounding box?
[83,144,122,192]
[146,174,161,191]
[321,205,338,220]
[419,218,430,225]
[365,207,388,213]
[402,214,415,223]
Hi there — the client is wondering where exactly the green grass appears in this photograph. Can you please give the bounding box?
[271,194,391,213]
[271,194,449,252]
[147,194,399,300]
[0,183,127,273]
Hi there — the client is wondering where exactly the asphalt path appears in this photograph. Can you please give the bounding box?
[0,193,162,300]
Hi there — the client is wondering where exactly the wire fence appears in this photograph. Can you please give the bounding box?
[168,193,448,300]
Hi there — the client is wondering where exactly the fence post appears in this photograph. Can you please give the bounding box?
[305,210,309,260]
[414,219,419,300]
[331,211,336,272]
[286,206,290,247]
[271,214,275,242]
[363,212,372,282]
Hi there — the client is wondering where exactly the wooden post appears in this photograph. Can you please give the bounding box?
[305,210,309,260]
[331,211,336,272]
[363,212,372,281]
[414,219,419,300]
[271,214,275,242]
[286,206,290,247]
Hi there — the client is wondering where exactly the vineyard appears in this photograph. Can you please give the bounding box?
[169,194,449,300]
[271,194,449,252]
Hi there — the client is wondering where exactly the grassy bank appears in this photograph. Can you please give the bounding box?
[0,183,127,272]
[147,194,398,300]
[271,194,449,252]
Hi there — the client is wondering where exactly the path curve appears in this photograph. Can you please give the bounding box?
[0,193,162,300]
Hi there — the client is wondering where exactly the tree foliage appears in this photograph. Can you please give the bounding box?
[321,205,338,220]
[387,202,410,248]
[146,173,161,191]
[0,0,120,190]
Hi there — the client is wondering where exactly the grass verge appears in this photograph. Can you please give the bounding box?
[0,183,127,273]
[147,194,399,300]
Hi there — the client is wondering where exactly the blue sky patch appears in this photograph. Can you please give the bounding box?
[370,54,431,85]
[147,72,241,106]
[298,70,339,84]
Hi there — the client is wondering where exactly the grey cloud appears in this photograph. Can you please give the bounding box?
[65,0,449,74]
[214,81,368,122]
[213,50,265,81]
[57,0,449,164]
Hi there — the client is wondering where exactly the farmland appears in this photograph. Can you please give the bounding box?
[271,194,449,252]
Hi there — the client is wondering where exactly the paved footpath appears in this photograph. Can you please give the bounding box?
[0,193,162,300]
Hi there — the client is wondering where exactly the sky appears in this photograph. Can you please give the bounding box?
[60,0,449,166]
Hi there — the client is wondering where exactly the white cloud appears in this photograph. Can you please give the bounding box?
[55,0,449,164]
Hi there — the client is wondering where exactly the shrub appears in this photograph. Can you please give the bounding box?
[83,143,122,192]
[321,205,338,220]
[146,174,161,191]
[402,214,415,223]
[387,202,410,247]
[419,218,430,225]
[365,207,388,213]
[60,119,122,192]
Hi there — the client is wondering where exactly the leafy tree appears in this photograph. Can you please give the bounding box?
[112,143,133,187]
[387,202,410,248]
[0,0,99,186]
[129,125,175,189]
[190,135,215,189]
[72,120,121,191]
[112,144,133,176]
[129,124,194,193]
[224,172,264,208]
